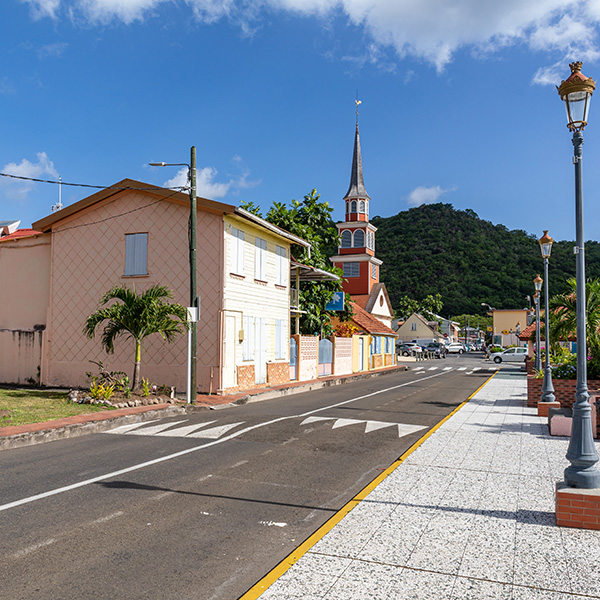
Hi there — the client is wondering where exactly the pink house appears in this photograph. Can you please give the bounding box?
[0,180,309,395]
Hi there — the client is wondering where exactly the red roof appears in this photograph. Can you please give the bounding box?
[0,228,42,242]
[349,301,396,336]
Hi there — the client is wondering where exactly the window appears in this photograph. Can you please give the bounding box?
[341,230,352,248]
[411,322,417,331]
[371,263,377,279]
[124,233,148,276]
[231,227,245,275]
[243,316,255,360]
[275,319,286,359]
[345,201,349,214]
[343,262,359,278]
[255,237,267,280]
[276,245,287,286]
[353,229,365,248]
[351,200,357,213]
[359,200,365,213]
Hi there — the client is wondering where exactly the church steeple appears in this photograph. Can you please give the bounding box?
[343,123,370,202]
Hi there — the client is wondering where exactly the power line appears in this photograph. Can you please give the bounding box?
[0,171,189,193]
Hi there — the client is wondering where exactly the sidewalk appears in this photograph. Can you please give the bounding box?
[246,369,600,600]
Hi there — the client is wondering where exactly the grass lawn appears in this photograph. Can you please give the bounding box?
[0,388,113,428]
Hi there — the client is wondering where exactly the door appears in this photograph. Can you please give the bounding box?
[318,338,333,376]
[222,315,237,389]
[255,317,266,384]
[359,338,364,372]
[289,337,297,381]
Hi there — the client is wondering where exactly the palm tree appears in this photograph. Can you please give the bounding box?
[548,278,600,353]
[84,284,188,390]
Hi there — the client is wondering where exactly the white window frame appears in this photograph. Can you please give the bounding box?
[255,237,267,281]
[354,229,365,248]
[124,233,148,276]
[231,227,245,275]
[243,316,255,360]
[276,245,287,286]
[341,230,352,248]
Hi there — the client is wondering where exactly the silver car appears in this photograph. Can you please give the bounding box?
[492,347,528,363]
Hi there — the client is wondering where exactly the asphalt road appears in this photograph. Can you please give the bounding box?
[0,353,497,600]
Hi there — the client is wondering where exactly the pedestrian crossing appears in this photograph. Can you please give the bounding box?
[412,365,499,374]
[105,416,426,440]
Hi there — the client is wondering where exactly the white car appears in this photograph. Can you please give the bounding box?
[447,342,466,354]
[492,347,528,363]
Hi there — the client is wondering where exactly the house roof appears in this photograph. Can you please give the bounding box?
[234,208,311,249]
[349,301,396,336]
[32,179,237,232]
[518,323,535,341]
[0,228,43,243]
[290,258,340,282]
[350,283,393,316]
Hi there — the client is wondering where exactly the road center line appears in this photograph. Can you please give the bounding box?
[0,371,449,514]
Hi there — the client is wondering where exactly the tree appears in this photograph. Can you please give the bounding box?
[84,285,188,389]
[395,293,443,321]
[243,189,352,335]
[549,278,600,353]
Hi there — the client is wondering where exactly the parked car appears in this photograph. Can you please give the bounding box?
[486,344,504,357]
[447,342,466,354]
[492,347,528,363]
[422,342,447,358]
[397,342,422,356]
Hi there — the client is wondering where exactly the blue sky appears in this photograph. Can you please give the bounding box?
[2,0,600,242]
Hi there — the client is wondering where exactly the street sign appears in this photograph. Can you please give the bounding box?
[325,292,344,311]
[487,327,493,332]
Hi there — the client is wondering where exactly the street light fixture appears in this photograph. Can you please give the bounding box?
[557,62,600,488]
[149,147,199,405]
[533,275,543,372]
[538,231,555,403]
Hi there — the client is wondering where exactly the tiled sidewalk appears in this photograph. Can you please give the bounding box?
[257,370,600,599]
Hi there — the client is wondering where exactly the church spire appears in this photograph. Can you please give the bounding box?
[343,121,370,201]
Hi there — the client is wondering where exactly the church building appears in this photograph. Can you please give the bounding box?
[330,113,396,340]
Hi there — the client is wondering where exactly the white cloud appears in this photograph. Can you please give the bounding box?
[38,42,68,58]
[407,185,455,207]
[161,160,259,199]
[0,152,60,203]
[21,0,60,19]
[23,0,600,73]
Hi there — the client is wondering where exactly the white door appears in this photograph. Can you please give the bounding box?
[222,315,237,389]
[255,317,267,383]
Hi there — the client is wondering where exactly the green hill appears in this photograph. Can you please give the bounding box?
[370,203,600,318]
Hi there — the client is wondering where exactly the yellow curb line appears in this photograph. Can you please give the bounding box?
[239,370,500,599]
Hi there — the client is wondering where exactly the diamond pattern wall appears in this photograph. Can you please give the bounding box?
[46,190,223,392]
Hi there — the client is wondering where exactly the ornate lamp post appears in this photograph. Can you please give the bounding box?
[533,275,543,372]
[538,231,555,403]
[557,62,600,488]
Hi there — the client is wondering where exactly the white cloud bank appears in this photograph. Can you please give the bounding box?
[407,185,455,207]
[161,159,260,199]
[21,0,600,73]
[0,152,60,202]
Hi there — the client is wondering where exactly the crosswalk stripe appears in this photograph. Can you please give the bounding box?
[458,367,467,371]
[364,421,396,433]
[443,367,452,371]
[187,422,245,439]
[427,367,438,371]
[472,367,481,372]
[155,421,217,437]
[105,420,160,435]
[332,418,361,429]
[127,420,188,436]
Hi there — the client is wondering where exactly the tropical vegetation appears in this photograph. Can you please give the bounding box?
[84,284,188,389]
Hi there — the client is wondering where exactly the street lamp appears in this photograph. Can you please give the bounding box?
[557,62,600,488]
[533,276,543,372]
[149,147,199,405]
[538,231,555,403]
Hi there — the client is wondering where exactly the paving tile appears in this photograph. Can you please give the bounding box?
[511,587,574,600]
[390,568,456,599]
[323,560,403,600]
[451,577,513,599]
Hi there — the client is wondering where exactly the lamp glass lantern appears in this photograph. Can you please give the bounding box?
[534,274,543,292]
[539,230,554,259]
[557,62,596,132]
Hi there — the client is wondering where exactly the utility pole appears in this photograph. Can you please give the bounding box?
[189,146,198,403]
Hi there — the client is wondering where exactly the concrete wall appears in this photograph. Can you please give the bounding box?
[333,337,353,375]
[0,233,51,385]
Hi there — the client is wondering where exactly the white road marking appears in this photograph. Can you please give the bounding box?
[105,420,160,435]
[472,367,481,372]
[427,367,438,371]
[397,423,428,436]
[364,421,396,433]
[458,367,467,371]
[155,420,217,437]
[187,422,244,439]
[413,366,424,371]
[443,367,452,371]
[300,416,331,426]
[92,511,124,524]
[332,418,360,429]
[230,460,249,469]
[303,416,425,437]
[12,538,56,558]
[259,521,287,527]
[127,420,188,436]
[0,370,449,514]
